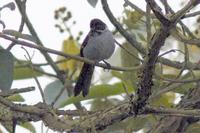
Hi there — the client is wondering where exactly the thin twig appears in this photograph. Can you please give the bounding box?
[7,11,25,50]
[146,4,152,45]
[161,0,196,38]
[150,83,184,100]
[15,0,63,82]
[158,49,185,58]
[115,40,143,62]
[0,87,35,97]
[155,73,200,83]
[124,0,155,18]
[51,85,65,107]
[21,47,46,103]
[15,59,69,68]
[102,0,147,55]
[0,33,139,71]
[184,10,200,18]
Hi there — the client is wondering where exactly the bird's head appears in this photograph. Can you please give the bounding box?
[90,18,107,32]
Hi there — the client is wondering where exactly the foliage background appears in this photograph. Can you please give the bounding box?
[1,0,200,133]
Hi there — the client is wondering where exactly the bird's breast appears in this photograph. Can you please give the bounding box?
[83,30,115,61]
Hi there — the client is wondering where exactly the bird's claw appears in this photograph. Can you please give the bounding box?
[103,60,111,70]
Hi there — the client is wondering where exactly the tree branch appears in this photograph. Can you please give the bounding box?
[14,0,63,82]
[0,32,139,71]
[0,87,35,97]
[1,95,200,132]
[133,0,200,115]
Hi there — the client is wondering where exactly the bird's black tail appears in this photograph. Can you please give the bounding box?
[74,63,94,97]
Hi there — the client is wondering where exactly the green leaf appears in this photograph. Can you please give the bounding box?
[173,83,194,94]
[124,117,148,132]
[158,73,195,94]
[102,116,149,133]
[0,121,14,133]
[120,42,139,89]
[123,10,144,29]
[3,29,36,43]
[137,33,146,42]
[185,123,200,133]
[0,49,14,92]
[14,60,43,80]
[7,94,24,102]
[90,98,120,111]
[87,0,98,7]
[111,71,124,80]
[19,122,36,133]
[151,92,176,107]
[0,45,4,49]
[44,80,68,108]
[60,82,134,107]
[14,67,43,80]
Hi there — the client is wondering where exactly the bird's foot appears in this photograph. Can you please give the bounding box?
[103,60,111,71]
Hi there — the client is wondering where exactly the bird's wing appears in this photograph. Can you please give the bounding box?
[80,31,91,57]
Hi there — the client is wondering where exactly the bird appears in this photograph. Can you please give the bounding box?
[74,18,115,97]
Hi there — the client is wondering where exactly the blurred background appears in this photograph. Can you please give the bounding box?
[1,0,200,132]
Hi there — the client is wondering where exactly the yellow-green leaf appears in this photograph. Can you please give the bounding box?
[19,122,36,133]
[7,94,24,102]
[57,37,81,78]
[151,92,176,107]
[120,42,139,89]
[14,67,43,80]
[60,82,134,107]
